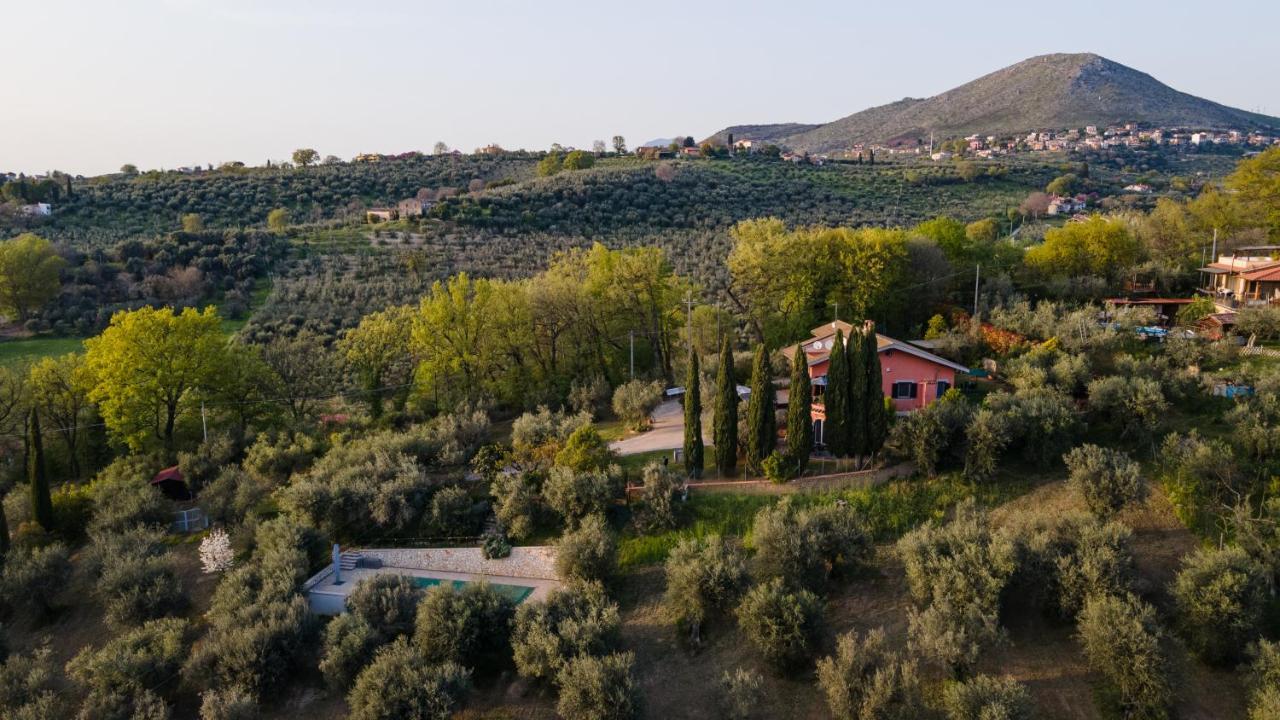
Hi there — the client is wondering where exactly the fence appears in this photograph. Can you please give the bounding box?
[171,507,209,533]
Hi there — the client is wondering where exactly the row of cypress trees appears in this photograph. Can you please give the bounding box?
[821,326,889,461]
[682,323,887,480]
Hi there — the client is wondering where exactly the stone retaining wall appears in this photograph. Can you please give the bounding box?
[358,546,558,580]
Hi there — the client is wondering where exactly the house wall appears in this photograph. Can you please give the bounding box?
[806,350,958,416]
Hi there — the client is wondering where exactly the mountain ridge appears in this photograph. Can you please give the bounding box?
[707,53,1280,153]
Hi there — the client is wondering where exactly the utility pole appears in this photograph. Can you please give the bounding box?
[1210,227,1218,263]
[833,301,839,324]
[629,331,634,379]
[200,400,208,444]
[972,263,981,317]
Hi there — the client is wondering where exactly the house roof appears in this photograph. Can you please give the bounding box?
[151,466,184,485]
[1242,264,1280,282]
[780,321,969,374]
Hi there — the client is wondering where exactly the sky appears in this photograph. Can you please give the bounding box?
[3,0,1278,176]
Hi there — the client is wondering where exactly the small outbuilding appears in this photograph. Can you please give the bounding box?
[150,466,192,501]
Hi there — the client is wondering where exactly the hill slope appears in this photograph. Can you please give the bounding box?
[710,53,1280,153]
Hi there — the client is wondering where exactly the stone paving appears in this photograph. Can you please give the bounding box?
[303,546,560,614]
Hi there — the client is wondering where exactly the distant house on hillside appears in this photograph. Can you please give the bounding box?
[19,203,51,216]
[365,207,396,223]
[1199,248,1280,310]
[397,198,432,217]
[1123,183,1152,193]
[635,147,676,160]
[780,321,969,446]
[1046,195,1086,215]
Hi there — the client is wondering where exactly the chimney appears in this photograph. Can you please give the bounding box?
[863,320,876,335]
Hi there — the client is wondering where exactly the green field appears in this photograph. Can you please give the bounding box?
[0,335,85,368]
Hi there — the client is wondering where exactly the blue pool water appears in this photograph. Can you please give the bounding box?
[406,576,535,603]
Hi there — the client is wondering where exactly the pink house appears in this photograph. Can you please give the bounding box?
[781,320,969,446]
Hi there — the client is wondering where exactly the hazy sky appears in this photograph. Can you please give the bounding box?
[4,0,1277,176]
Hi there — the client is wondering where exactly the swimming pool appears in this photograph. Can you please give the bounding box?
[406,576,535,603]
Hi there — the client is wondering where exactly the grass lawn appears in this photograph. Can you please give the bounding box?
[0,335,85,368]
[617,470,1033,569]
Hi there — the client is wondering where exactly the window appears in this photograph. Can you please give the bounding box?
[936,380,951,398]
[891,381,918,399]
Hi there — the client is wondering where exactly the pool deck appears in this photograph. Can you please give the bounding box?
[304,546,560,614]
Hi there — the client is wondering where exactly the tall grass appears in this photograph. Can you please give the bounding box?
[616,473,1030,569]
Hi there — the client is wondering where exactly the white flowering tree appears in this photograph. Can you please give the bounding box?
[200,528,235,574]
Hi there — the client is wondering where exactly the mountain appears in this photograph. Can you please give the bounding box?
[708,53,1280,154]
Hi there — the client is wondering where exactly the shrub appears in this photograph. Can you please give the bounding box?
[184,520,317,698]
[178,434,240,493]
[67,617,190,698]
[719,667,765,720]
[347,638,471,720]
[0,647,63,718]
[96,550,188,628]
[1063,444,1146,520]
[200,466,272,526]
[611,380,664,431]
[320,612,383,690]
[1077,594,1171,720]
[0,543,71,617]
[943,674,1033,720]
[481,530,512,560]
[50,482,93,541]
[633,461,680,533]
[568,375,611,417]
[555,651,640,720]
[429,486,476,537]
[735,577,823,672]
[512,581,620,681]
[761,450,794,484]
[556,514,617,583]
[511,406,592,464]
[554,425,614,472]
[886,391,972,476]
[752,498,872,592]
[347,575,424,640]
[200,686,259,720]
[1173,546,1268,666]
[664,535,749,644]
[1250,640,1280,720]
[816,627,922,719]
[898,501,1013,677]
[543,467,616,527]
[491,471,540,540]
[907,596,1003,680]
[413,581,516,667]
[88,458,170,535]
[1087,375,1168,441]
[76,686,169,720]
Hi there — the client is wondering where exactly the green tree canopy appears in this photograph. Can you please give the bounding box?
[84,306,229,453]
[0,233,65,322]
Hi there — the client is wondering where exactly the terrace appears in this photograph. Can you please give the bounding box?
[303,545,561,614]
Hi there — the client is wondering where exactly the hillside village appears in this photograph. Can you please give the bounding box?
[3,39,1280,720]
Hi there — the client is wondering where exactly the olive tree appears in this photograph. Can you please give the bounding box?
[555,651,640,720]
[816,627,922,719]
[943,674,1033,720]
[1063,444,1146,520]
[1173,546,1268,666]
[1077,593,1171,720]
[752,499,872,591]
[556,513,618,583]
[735,577,823,672]
[511,581,620,681]
[664,535,749,644]
[347,638,471,720]
[414,581,515,667]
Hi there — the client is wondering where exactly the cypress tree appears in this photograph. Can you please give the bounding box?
[713,336,738,476]
[847,327,868,458]
[745,345,776,473]
[863,324,888,459]
[824,330,850,457]
[28,408,53,531]
[684,349,704,479]
[786,343,812,476]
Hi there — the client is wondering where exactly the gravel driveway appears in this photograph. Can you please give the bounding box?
[609,399,711,456]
